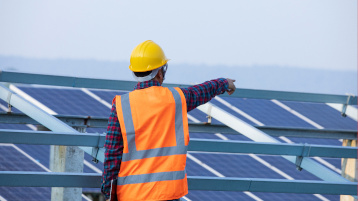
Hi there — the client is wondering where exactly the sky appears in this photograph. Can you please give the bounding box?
[0,0,357,94]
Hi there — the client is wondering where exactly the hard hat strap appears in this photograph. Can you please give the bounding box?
[132,64,168,82]
[162,64,168,81]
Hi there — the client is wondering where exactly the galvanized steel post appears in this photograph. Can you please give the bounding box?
[38,125,85,201]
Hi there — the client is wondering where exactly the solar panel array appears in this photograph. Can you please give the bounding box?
[0,84,356,201]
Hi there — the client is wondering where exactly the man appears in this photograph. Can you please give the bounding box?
[101,40,236,201]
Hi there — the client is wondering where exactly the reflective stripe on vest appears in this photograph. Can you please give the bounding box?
[119,87,186,163]
[116,87,188,187]
[119,170,186,185]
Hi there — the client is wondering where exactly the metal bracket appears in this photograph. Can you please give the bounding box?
[341,95,353,117]
[72,77,77,87]
[7,103,12,113]
[206,104,212,124]
[295,156,303,171]
[91,133,101,164]
[6,91,12,113]
[295,143,311,171]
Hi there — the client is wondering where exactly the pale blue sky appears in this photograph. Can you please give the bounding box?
[0,0,357,71]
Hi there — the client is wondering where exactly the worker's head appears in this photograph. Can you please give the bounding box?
[129,40,169,84]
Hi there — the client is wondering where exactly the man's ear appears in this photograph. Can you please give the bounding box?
[155,69,163,80]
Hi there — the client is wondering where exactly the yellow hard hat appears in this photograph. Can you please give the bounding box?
[129,40,169,72]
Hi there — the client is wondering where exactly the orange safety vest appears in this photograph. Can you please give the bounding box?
[114,86,190,201]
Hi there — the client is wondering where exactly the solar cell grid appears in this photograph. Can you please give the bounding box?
[84,154,104,172]
[253,192,337,201]
[89,89,127,104]
[83,162,97,174]
[0,146,45,172]
[185,158,217,177]
[276,137,342,170]
[189,132,222,140]
[18,87,110,117]
[257,155,322,180]
[316,157,341,170]
[278,137,342,146]
[0,123,30,130]
[190,153,284,179]
[221,134,256,141]
[209,98,257,125]
[187,190,253,201]
[281,101,357,130]
[15,144,50,169]
[213,97,315,128]
[0,187,51,201]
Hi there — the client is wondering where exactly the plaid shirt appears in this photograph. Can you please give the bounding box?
[101,78,229,199]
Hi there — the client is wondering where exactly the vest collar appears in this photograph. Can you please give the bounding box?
[134,80,162,90]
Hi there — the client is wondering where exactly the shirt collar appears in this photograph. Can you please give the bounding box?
[134,80,162,90]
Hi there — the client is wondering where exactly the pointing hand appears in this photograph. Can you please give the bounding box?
[226,78,236,95]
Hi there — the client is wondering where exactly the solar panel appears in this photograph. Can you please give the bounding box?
[253,192,338,201]
[84,153,104,172]
[18,87,110,116]
[189,132,223,140]
[15,144,50,169]
[0,85,355,201]
[278,137,342,146]
[188,108,219,124]
[209,98,258,126]
[0,145,52,201]
[0,146,45,171]
[258,155,322,180]
[211,97,315,128]
[187,190,254,201]
[0,187,51,201]
[89,89,127,103]
[281,101,357,130]
[186,157,218,177]
[276,137,342,170]
[0,123,30,130]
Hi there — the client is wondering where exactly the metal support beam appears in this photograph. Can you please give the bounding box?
[1,129,356,159]
[188,176,357,195]
[0,112,356,140]
[190,123,357,140]
[0,71,356,104]
[0,129,106,147]
[0,171,356,195]
[0,171,101,188]
[189,139,357,159]
[256,126,357,140]
[0,112,107,128]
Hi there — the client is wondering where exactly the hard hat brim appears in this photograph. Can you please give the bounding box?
[129,59,169,72]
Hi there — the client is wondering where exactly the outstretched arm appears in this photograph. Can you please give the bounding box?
[180,78,236,112]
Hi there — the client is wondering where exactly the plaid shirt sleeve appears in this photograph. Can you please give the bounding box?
[101,102,123,200]
[180,78,229,112]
